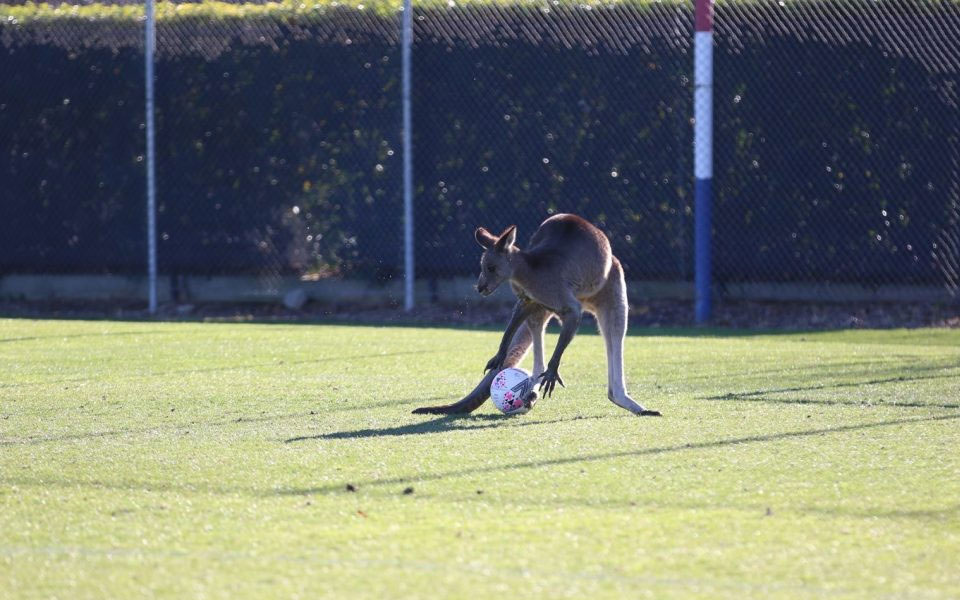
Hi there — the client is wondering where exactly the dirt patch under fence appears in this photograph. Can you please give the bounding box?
[2,298,958,331]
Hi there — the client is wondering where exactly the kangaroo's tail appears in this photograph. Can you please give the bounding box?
[411,324,533,414]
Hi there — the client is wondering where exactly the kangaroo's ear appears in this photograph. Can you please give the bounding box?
[475,227,497,249]
[495,225,517,251]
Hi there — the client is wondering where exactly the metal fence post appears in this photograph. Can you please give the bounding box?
[401,0,415,311]
[693,0,713,324]
[145,0,158,314]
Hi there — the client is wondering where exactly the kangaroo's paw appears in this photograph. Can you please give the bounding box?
[484,352,506,374]
[537,367,565,398]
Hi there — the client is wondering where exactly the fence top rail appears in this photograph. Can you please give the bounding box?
[4,0,960,70]
[0,0,694,22]
[7,0,960,24]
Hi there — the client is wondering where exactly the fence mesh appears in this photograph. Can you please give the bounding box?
[713,1,960,295]
[2,14,147,274]
[1,0,958,304]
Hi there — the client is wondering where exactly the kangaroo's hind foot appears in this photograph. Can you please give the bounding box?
[608,389,662,417]
[522,388,539,411]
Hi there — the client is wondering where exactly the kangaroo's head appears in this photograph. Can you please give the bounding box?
[474,225,517,296]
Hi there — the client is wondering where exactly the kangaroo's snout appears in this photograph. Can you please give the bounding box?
[476,272,502,296]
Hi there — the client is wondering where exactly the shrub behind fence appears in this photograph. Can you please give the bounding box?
[1,0,958,299]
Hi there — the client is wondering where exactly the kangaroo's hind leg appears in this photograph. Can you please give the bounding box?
[528,308,551,380]
[521,307,551,406]
[412,318,536,415]
[593,260,661,416]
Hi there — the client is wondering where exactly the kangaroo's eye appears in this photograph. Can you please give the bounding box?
[487,265,496,273]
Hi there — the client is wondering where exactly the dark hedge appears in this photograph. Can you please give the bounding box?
[1,3,958,290]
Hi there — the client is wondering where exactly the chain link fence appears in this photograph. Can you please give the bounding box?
[713,1,960,298]
[1,0,958,307]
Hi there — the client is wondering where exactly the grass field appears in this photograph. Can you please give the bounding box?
[1,318,958,598]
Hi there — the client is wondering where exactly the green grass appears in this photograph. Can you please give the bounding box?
[1,318,958,598]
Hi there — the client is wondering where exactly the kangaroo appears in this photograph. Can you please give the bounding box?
[413,213,661,417]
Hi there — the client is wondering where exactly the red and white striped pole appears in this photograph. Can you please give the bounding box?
[693,0,713,323]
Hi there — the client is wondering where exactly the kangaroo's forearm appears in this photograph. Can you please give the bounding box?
[498,302,535,355]
[547,308,581,369]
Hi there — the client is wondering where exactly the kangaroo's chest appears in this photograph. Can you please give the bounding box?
[510,282,533,304]
[509,281,568,314]
[510,283,555,313]
[511,272,605,313]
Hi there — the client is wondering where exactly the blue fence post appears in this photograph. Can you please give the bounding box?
[693,0,713,324]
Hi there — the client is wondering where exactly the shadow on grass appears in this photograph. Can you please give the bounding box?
[274,413,960,496]
[429,489,960,522]
[705,396,960,410]
[674,356,940,383]
[6,414,958,498]
[284,413,612,443]
[703,369,960,410]
[0,396,445,446]
[0,349,434,389]
[0,413,314,446]
[0,329,170,344]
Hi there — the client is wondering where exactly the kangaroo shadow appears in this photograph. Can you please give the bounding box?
[284,413,613,443]
[5,414,958,499]
[277,412,960,496]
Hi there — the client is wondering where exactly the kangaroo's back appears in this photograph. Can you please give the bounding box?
[522,214,613,298]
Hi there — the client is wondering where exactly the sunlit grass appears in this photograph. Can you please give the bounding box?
[1,318,958,598]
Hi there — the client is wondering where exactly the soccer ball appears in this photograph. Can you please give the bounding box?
[490,367,536,415]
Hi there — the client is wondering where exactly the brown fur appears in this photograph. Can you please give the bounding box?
[413,214,660,416]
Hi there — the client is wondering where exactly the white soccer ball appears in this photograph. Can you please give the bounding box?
[490,367,536,415]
